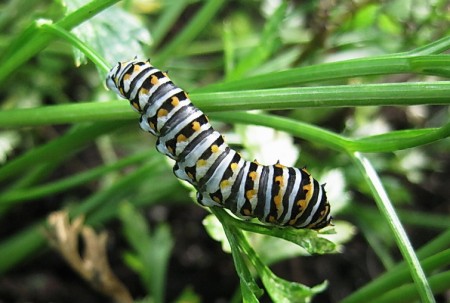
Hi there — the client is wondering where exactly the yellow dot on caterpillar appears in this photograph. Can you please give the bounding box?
[197,159,207,167]
[303,182,312,193]
[124,73,131,81]
[150,75,159,85]
[158,108,168,117]
[296,199,307,209]
[171,97,180,106]
[220,179,229,188]
[230,162,238,171]
[243,208,251,216]
[248,171,257,181]
[187,172,194,180]
[246,189,256,200]
[177,134,187,142]
[274,195,282,206]
[275,175,284,185]
[213,196,221,203]
[192,121,201,132]
[211,145,219,153]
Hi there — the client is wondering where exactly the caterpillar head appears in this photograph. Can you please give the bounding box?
[106,60,132,97]
[308,184,332,230]
[106,58,150,113]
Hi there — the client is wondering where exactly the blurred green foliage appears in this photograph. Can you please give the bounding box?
[0,0,449,302]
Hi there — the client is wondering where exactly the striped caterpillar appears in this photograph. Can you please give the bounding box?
[106,59,331,229]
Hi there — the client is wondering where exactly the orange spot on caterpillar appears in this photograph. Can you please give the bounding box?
[157,108,168,117]
[246,189,256,200]
[211,145,219,153]
[171,97,180,106]
[296,199,307,210]
[275,175,284,185]
[248,171,257,181]
[243,208,252,216]
[177,134,187,142]
[150,75,159,85]
[192,121,201,132]
[197,159,207,167]
[140,87,149,95]
[220,179,229,188]
[149,121,156,130]
[274,195,282,207]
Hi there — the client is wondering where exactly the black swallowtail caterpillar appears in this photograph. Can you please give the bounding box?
[106,59,332,229]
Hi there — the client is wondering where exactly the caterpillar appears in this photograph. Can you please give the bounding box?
[106,59,331,229]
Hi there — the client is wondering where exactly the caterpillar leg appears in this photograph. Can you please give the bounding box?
[196,191,222,207]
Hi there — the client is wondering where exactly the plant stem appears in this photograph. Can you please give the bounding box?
[351,152,435,303]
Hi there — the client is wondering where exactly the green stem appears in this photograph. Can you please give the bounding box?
[150,0,190,50]
[351,152,435,303]
[341,247,450,303]
[212,208,263,301]
[2,81,449,122]
[39,22,110,73]
[195,36,450,93]
[195,55,450,92]
[0,0,119,84]
[0,102,133,126]
[0,121,128,183]
[342,230,450,302]
[405,35,450,56]
[1,105,447,153]
[374,271,450,303]
[154,0,226,65]
[0,151,149,205]
[194,82,450,111]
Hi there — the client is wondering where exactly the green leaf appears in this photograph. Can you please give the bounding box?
[172,286,202,303]
[226,2,286,80]
[72,4,151,67]
[261,270,327,303]
[203,214,231,253]
[378,13,401,35]
[353,4,379,28]
[210,208,337,255]
[119,202,174,303]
